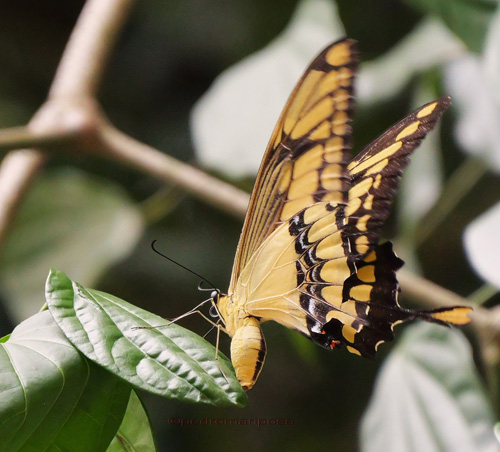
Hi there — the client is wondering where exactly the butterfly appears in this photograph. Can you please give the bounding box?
[209,37,472,390]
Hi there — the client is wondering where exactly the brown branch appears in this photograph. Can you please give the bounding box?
[49,0,135,99]
[398,269,470,309]
[99,124,250,218]
[0,126,75,153]
[398,268,486,323]
[93,121,495,332]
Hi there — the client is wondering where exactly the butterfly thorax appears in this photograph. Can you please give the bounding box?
[217,293,250,337]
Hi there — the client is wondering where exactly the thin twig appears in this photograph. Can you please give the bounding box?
[417,157,486,245]
[398,268,470,309]
[0,127,75,153]
[468,283,498,306]
[398,267,486,316]
[98,123,496,331]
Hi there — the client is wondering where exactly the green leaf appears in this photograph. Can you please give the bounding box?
[0,169,144,322]
[45,269,247,408]
[360,324,499,452]
[404,0,498,52]
[0,311,130,452]
[107,391,157,452]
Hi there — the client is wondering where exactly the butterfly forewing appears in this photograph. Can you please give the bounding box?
[341,97,452,263]
[228,38,358,292]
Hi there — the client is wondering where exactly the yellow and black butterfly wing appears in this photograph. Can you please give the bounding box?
[239,97,471,358]
[341,97,451,263]
[228,38,358,292]
[293,97,471,357]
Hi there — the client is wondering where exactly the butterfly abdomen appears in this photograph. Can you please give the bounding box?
[229,316,266,390]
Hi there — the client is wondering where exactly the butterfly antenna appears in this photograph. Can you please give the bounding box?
[151,240,218,290]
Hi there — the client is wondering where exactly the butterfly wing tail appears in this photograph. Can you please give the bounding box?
[407,306,472,327]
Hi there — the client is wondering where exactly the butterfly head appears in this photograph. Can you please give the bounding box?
[210,289,220,304]
[208,289,221,318]
[195,282,224,322]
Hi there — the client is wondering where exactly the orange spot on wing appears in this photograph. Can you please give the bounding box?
[330,340,341,349]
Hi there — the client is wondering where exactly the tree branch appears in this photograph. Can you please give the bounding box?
[100,124,250,218]
[398,268,470,309]
[99,122,493,332]
[49,0,134,98]
[0,126,75,153]
[0,0,134,251]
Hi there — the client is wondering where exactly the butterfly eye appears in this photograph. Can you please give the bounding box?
[209,305,219,318]
[210,290,219,302]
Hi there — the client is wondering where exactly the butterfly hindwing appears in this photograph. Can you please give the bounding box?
[240,203,405,358]
[308,241,404,357]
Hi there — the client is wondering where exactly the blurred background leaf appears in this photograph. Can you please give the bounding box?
[464,204,500,289]
[0,169,144,321]
[403,0,498,52]
[360,324,499,452]
[191,0,344,176]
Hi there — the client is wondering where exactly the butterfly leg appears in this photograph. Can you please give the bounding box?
[133,309,228,334]
[214,322,230,386]
[202,323,217,339]
[168,309,225,329]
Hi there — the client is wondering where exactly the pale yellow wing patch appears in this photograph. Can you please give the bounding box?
[237,201,351,337]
